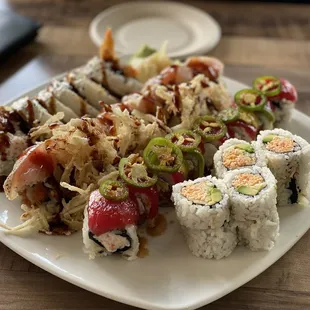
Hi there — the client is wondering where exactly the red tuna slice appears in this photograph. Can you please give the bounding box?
[88,189,140,236]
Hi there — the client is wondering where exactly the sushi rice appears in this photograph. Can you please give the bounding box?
[82,208,139,261]
[224,166,279,251]
[235,209,280,251]
[182,223,237,260]
[223,166,277,222]
[214,138,266,178]
[171,176,230,230]
[257,128,310,207]
[273,99,294,129]
[172,176,237,259]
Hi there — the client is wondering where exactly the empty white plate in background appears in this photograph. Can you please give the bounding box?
[89,1,221,58]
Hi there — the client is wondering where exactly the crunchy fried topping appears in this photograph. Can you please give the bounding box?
[201,121,221,134]
[99,28,116,61]
[266,136,295,153]
[261,81,276,92]
[223,148,255,169]
[232,173,264,188]
[157,146,176,166]
[241,93,256,105]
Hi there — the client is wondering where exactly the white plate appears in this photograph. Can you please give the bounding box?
[1,76,310,310]
[89,1,221,58]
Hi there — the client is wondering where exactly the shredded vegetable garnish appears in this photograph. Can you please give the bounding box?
[30,112,64,142]
[129,42,172,82]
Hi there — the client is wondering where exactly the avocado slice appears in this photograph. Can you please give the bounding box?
[210,187,223,204]
[234,143,254,153]
[237,182,266,196]
[262,134,277,143]
[260,107,276,123]
[134,44,157,58]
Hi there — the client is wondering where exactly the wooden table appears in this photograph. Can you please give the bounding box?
[1,1,310,309]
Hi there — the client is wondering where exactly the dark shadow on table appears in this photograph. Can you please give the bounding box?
[0,41,46,84]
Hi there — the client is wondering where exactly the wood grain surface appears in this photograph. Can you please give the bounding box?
[1,1,310,309]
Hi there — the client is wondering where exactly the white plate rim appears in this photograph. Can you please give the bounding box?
[1,75,310,310]
[88,1,222,58]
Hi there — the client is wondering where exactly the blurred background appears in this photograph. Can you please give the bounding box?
[0,0,309,105]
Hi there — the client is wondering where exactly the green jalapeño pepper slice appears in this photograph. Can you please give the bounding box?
[217,108,240,123]
[184,149,205,179]
[99,180,129,201]
[166,129,201,152]
[193,115,227,142]
[119,154,158,188]
[260,104,276,123]
[253,76,281,97]
[143,137,183,173]
[235,89,267,111]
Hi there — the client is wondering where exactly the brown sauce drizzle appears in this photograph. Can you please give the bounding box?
[0,106,28,134]
[108,59,128,79]
[200,80,209,88]
[37,97,55,115]
[174,85,182,114]
[67,82,88,116]
[100,62,109,88]
[49,96,56,115]
[0,132,9,161]
[146,214,167,237]
[80,99,87,116]
[97,113,116,136]
[138,236,149,258]
[36,98,48,111]
[78,119,100,146]
[26,100,35,127]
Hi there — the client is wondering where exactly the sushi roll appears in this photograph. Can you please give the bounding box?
[171,176,236,259]
[224,166,279,251]
[171,176,230,230]
[214,138,266,178]
[83,184,140,261]
[224,166,278,222]
[236,209,279,251]
[253,76,297,128]
[11,97,52,128]
[80,56,142,97]
[36,89,78,123]
[67,70,118,109]
[11,97,52,126]
[48,80,99,117]
[80,28,142,97]
[257,129,310,206]
[0,107,29,178]
[182,224,237,260]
